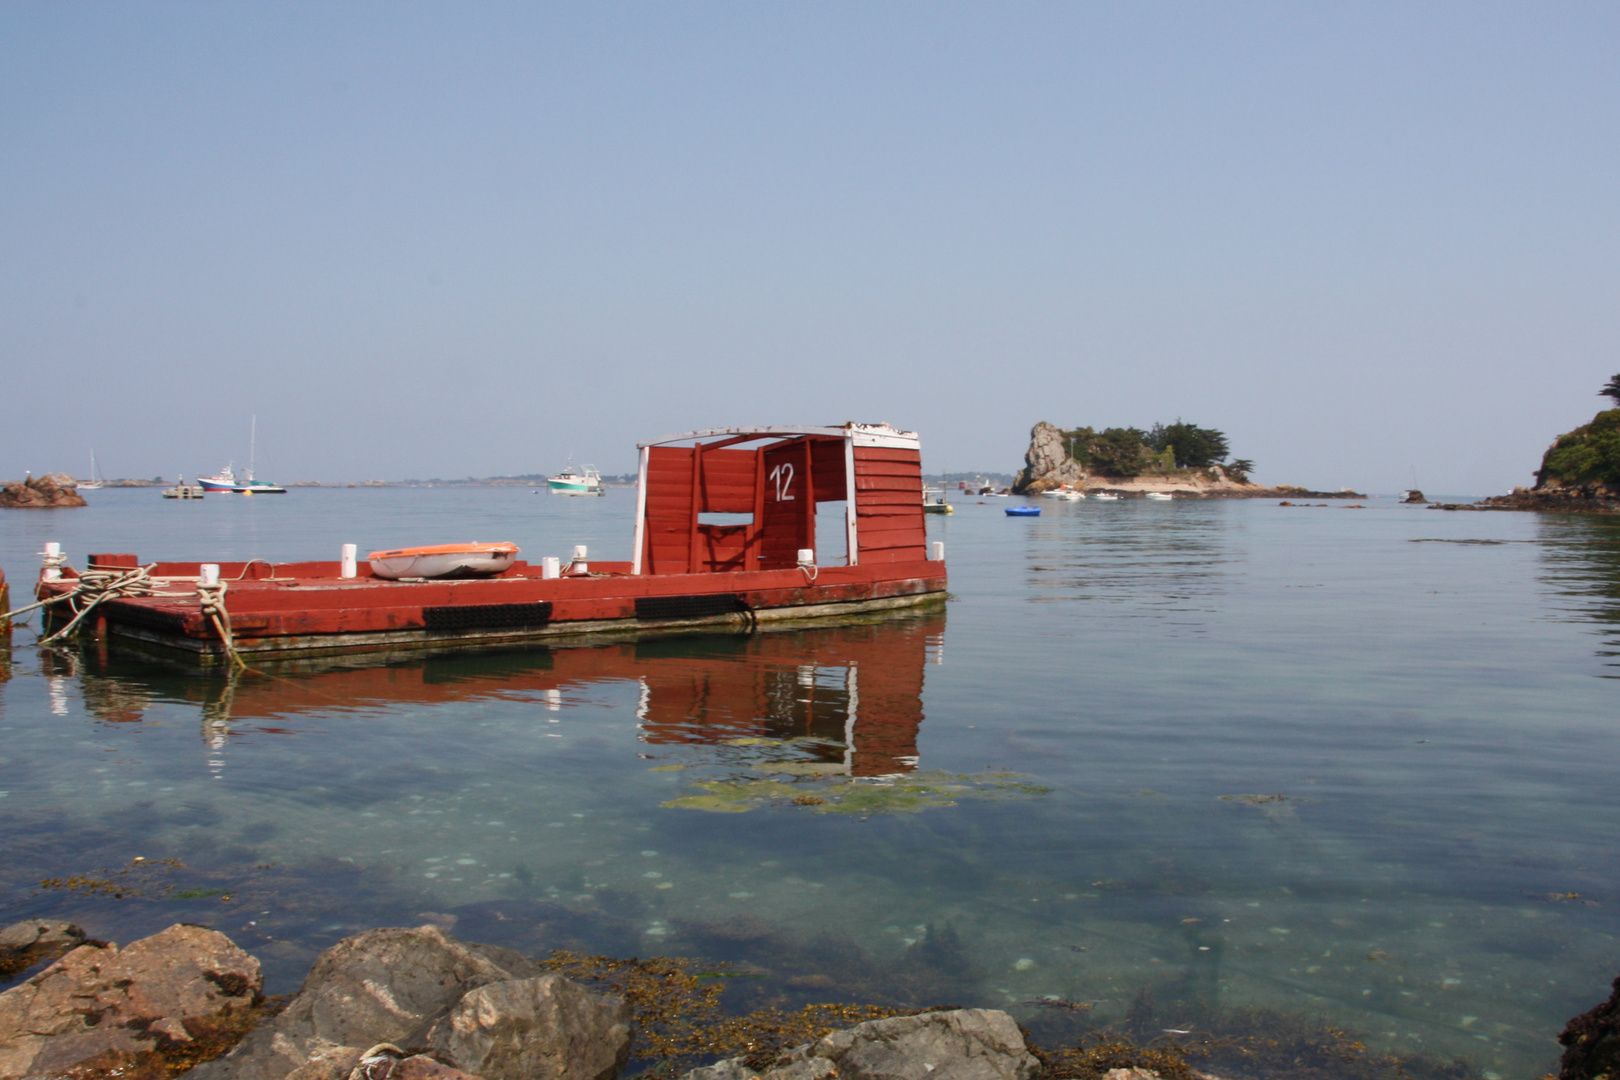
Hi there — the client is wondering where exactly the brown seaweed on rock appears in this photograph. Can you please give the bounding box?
[1557,974,1620,1080]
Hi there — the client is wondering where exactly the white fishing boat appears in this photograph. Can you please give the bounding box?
[367,542,520,580]
[1145,492,1173,500]
[199,417,286,493]
[547,463,605,496]
[1090,492,1121,501]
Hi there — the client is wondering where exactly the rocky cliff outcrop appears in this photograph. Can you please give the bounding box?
[0,475,86,509]
[1011,423,1267,496]
[1012,423,1087,494]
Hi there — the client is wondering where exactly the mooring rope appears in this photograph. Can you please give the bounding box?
[36,565,160,645]
[195,580,248,671]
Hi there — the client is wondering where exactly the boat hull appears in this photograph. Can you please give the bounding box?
[369,550,518,580]
[199,481,287,493]
[38,558,946,666]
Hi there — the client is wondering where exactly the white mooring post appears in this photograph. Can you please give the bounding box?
[931,541,945,561]
[541,557,561,579]
[41,542,64,581]
[200,564,221,585]
[340,544,358,579]
[570,545,588,575]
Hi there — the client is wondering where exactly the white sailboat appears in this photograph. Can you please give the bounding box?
[78,452,105,490]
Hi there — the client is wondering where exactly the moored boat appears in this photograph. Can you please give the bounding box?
[1145,492,1173,500]
[1006,505,1041,517]
[547,463,604,495]
[197,464,287,494]
[79,452,105,491]
[35,423,946,665]
[368,542,520,580]
[200,418,287,493]
[162,476,205,499]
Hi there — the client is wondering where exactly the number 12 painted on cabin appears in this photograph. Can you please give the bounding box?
[769,463,795,501]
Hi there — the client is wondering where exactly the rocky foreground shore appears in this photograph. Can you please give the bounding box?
[4,919,1619,1080]
[0,921,1160,1080]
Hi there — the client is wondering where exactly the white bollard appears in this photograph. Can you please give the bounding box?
[200,564,221,585]
[41,542,64,581]
[340,544,358,579]
[796,548,815,568]
[570,545,588,575]
[541,556,561,579]
[931,541,945,562]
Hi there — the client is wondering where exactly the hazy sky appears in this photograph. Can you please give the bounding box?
[4,3,1616,492]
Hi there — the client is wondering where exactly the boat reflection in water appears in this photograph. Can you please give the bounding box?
[73,612,945,779]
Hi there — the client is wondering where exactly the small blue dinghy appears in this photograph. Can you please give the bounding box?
[1005,505,1041,517]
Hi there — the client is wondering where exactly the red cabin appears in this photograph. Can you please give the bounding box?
[634,423,929,575]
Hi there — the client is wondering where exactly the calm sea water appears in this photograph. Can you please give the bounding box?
[4,487,1620,1078]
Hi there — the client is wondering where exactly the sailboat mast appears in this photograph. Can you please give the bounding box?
[249,415,257,481]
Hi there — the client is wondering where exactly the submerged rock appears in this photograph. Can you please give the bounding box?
[0,920,85,980]
[0,474,86,509]
[0,923,261,1079]
[682,1008,1039,1080]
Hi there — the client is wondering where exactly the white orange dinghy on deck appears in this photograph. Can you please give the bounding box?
[368,543,520,580]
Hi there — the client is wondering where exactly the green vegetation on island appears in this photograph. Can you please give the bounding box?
[1015,419,1257,494]
[1535,375,1620,494]
[1061,420,1253,479]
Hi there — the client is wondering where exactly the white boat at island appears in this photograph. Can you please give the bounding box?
[547,463,605,495]
[1090,492,1121,501]
[1146,492,1173,500]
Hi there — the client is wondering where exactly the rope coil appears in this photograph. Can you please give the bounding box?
[196,580,247,671]
[36,565,160,645]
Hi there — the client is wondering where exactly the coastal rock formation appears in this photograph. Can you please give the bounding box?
[1013,423,1087,495]
[1011,421,1365,498]
[427,976,631,1080]
[0,920,85,980]
[683,1009,1039,1080]
[1464,396,1620,512]
[192,925,629,1080]
[0,923,261,1079]
[0,474,86,509]
[1558,973,1620,1079]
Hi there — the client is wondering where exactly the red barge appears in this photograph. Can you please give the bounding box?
[35,424,947,665]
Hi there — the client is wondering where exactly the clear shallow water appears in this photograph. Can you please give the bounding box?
[5,488,1620,1077]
